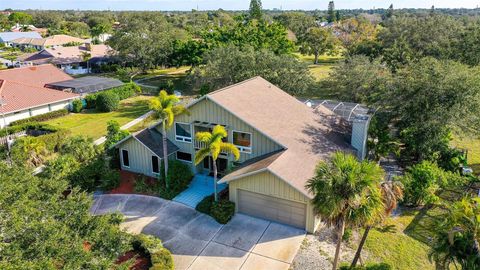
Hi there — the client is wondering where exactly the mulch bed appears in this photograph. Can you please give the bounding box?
[109,171,157,194]
[116,250,151,270]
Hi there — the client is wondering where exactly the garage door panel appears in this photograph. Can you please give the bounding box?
[237,189,306,229]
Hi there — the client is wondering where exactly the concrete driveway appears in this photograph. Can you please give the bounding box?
[91,194,306,270]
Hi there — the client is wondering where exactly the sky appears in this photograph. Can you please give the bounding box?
[2,0,480,11]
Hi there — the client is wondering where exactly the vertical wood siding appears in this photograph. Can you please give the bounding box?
[162,98,283,165]
[119,138,158,177]
[229,171,319,233]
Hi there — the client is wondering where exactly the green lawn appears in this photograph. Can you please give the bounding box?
[45,95,153,139]
[451,136,480,172]
[294,53,343,82]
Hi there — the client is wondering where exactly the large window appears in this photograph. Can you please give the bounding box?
[233,131,252,153]
[175,123,192,143]
[152,156,159,174]
[121,149,130,167]
[176,151,192,163]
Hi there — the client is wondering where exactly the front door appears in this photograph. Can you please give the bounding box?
[202,157,228,176]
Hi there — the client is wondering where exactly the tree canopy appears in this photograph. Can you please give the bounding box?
[189,45,314,95]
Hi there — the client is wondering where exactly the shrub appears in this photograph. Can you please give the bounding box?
[400,161,446,206]
[9,109,68,126]
[210,200,235,224]
[132,234,174,270]
[339,263,392,270]
[105,120,130,150]
[84,94,97,109]
[134,176,159,194]
[71,99,83,113]
[5,122,60,134]
[196,195,214,215]
[166,160,194,194]
[111,82,142,100]
[37,129,71,152]
[96,91,120,112]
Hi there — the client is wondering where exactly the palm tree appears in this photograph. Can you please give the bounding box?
[149,90,188,187]
[430,197,480,270]
[306,152,384,270]
[194,125,240,201]
[351,179,403,267]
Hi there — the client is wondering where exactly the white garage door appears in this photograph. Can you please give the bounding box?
[237,189,306,229]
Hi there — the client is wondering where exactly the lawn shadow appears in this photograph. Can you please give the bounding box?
[377,224,397,233]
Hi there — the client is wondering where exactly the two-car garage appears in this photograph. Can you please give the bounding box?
[227,171,320,233]
[237,189,307,229]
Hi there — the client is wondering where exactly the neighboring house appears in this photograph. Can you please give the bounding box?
[21,44,112,75]
[0,32,42,46]
[45,76,124,96]
[11,34,86,51]
[0,64,79,128]
[113,77,369,233]
[10,24,48,36]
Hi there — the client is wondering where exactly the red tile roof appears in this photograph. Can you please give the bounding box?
[0,64,79,113]
[0,64,73,88]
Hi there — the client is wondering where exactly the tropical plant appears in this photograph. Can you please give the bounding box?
[194,125,240,201]
[149,90,188,187]
[10,136,48,167]
[430,197,480,269]
[306,152,384,270]
[400,161,447,206]
[351,179,403,267]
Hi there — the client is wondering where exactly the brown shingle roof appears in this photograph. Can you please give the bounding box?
[133,129,179,158]
[213,77,354,198]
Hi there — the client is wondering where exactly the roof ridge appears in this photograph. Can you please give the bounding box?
[207,76,264,96]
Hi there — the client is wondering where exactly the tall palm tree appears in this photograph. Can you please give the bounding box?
[194,125,240,201]
[351,179,404,267]
[149,90,188,187]
[306,152,384,270]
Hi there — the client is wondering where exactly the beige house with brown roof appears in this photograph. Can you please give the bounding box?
[11,34,86,50]
[113,77,368,233]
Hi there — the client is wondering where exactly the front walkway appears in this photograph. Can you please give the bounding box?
[93,110,154,145]
[91,194,305,270]
[173,174,227,208]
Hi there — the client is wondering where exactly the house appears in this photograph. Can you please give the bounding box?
[10,24,48,36]
[11,34,86,51]
[0,32,42,46]
[0,64,79,128]
[113,77,370,233]
[20,44,112,75]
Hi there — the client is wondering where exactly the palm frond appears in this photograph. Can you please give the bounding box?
[172,105,189,116]
[195,132,212,143]
[194,148,210,165]
[212,125,228,138]
[163,108,174,128]
[219,142,240,161]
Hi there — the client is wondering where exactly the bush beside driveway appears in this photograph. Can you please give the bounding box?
[91,194,306,270]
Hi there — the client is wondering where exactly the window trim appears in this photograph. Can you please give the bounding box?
[174,122,192,143]
[176,151,193,163]
[151,155,160,175]
[121,149,130,168]
[232,130,253,154]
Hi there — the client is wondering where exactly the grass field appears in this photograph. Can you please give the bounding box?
[295,53,342,81]
[44,95,153,139]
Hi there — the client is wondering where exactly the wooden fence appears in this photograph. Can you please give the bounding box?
[0,130,26,145]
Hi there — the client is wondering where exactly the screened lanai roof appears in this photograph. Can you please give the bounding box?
[300,99,371,122]
[45,76,124,94]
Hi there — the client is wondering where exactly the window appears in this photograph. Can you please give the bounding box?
[176,151,192,163]
[233,131,252,153]
[152,156,159,174]
[122,149,130,167]
[175,123,192,143]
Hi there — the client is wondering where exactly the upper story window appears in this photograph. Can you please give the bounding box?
[233,131,252,153]
[175,122,192,143]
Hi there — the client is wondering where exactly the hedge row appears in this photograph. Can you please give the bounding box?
[195,195,235,224]
[9,109,69,126]
[4,122,60,134]
[84,82,142,109]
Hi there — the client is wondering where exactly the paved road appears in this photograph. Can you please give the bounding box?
[93,110,154,145]
[91,194,305,270]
